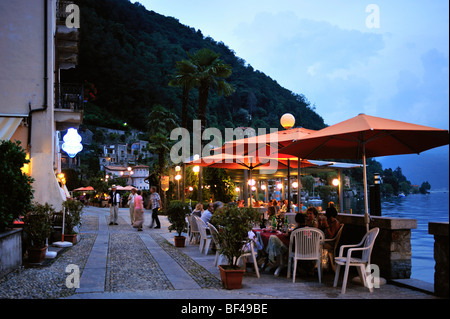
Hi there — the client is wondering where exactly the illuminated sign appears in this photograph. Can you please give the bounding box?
[61,128,83,158]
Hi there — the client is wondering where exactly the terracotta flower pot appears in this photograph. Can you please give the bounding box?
[28,245,47,263]
[219,265,245,289]
[64,234,78,244]
[174,236,186,247]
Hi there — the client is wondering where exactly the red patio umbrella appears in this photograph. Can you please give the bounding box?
[280,113,450,231]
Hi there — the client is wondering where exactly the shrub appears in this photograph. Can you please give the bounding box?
[23,202,54,248]
[0,140,34,232]
[62,199,84,234]
[210,206,260,268]
[166,200,190,236]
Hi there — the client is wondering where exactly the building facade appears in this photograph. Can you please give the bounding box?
[0,0,82,208]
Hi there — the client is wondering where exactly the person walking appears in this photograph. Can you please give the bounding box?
[132,190,144,231]
[149,186,161,229]
[108,185,120,225]
[128,188,137,225]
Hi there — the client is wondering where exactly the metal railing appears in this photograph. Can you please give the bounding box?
[55,83,84,110]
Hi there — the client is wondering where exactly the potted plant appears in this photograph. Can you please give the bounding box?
[210,206,260,289]
[23,202,54,263]
[62,199,84,244]
[166,200,190,247]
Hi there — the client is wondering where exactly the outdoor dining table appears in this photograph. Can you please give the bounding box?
[252,228,290,276]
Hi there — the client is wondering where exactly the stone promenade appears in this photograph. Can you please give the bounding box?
[0,206,440,300]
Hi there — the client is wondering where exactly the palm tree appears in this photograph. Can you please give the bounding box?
[168,59,197,130]
[147,105,179,195]
[187,48,235,132]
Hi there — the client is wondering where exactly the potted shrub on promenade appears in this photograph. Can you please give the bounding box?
[23,203,53,263]
[167,200,190,247]
[210,206,260,289]
[62,199,84,244]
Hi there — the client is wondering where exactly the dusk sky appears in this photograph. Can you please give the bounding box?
[138,0,449,190]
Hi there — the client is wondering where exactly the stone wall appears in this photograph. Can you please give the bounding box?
[336,213,417,280]
[0,229,22,278]
[429,222,449,298]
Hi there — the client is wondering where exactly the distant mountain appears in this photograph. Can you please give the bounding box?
[66,0,326,133]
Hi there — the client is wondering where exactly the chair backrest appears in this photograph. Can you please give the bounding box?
[207,222,220,249]
[290,227,324,260]
[330,224,344,253]
[361,227,379,263]
[285,213,296,226]
[189,215,199,232]
[194,215,208,238]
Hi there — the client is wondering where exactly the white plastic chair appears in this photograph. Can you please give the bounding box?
[188,215,200,244]
[333,227,379,294]
[235,241,260,278]
[287,227,325,283]
[194,216,212,255]
[207,222,223,267]
[185,216,191,239]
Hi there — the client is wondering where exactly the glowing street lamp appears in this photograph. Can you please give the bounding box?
[332,178,340,187]
[175,174,182,200]
[280,113,295,130]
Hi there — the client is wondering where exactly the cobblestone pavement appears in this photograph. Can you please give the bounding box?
[0,206,441,300]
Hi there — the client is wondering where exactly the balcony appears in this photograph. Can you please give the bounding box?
[54,83,84,130]
[56,1,79,69]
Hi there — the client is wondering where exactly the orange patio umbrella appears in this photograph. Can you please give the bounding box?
[185,151,319,207]
[280,113,450,231]
[73,186,95,192]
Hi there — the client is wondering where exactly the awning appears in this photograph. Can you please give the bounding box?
[0,117,23,141]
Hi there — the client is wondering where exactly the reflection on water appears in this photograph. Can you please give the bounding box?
[341,192,449,283]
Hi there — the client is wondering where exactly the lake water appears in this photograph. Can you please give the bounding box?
[339,192,449,284]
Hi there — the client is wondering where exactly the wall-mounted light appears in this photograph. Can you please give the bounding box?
[61,128,83,158]
[374,173,382,184]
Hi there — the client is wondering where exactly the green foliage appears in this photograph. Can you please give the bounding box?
[70,0,326,132]
[419,181,431,194]
[62,199,84,234]
[203,167,236,202]
[23,202,54,248]
[166,200,191,236]
[210,206,260,268]
[0,140,34,232]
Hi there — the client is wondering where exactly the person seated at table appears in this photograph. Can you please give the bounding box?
[265,213,307,268]
[267,199,280,220]
[305,206,319,228]
[253,200,261,208]
[298,202,307,213]
[281,199,289,212]
[192,203,203,218]
[201,202,214,224]
[284,212,307,238]
[319,205,340,245]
